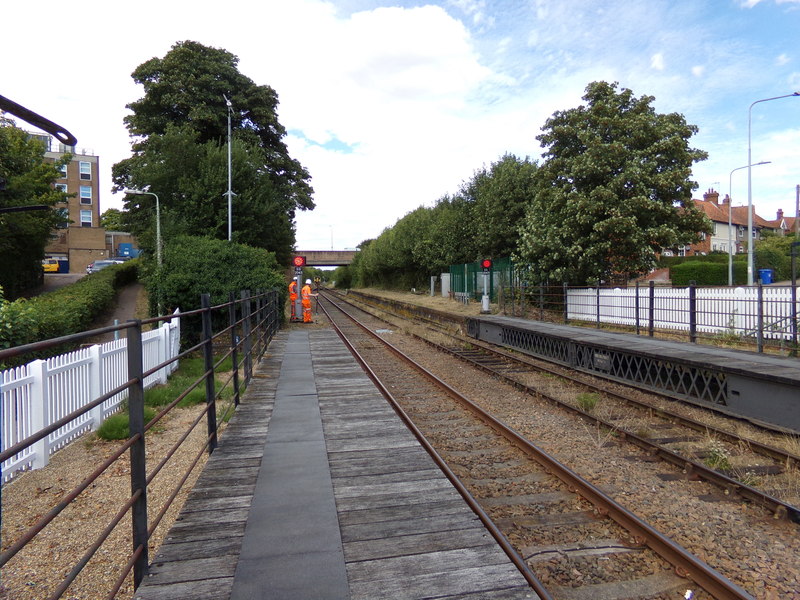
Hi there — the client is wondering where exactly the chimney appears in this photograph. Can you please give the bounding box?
[777,209,784,220]
[722,194,730,206]
[703,188,720,205]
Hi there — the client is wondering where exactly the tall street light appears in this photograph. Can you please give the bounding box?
[223,95,234,241]
[747,91,800,284]
[729,162,770,286]
[125,188,162,314]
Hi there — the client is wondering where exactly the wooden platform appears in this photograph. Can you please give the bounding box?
[134,329,537,600]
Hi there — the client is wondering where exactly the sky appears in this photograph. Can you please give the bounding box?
[3,0,800,251]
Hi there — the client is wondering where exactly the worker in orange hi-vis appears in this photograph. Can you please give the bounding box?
[301,278,318,323]
[288,277,298,320]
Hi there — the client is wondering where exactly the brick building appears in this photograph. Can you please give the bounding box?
[679,189,779,257]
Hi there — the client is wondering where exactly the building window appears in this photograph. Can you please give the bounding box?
[55,183,67,193]
[79,161,91,180]
[59,164,68,178]
[80,210,92,227]
[80,186,92,204]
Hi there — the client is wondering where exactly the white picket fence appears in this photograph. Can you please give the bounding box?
[567,286,798,339]
[1,312,180,483]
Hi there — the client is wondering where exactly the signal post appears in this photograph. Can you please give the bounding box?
[291,255,305,322]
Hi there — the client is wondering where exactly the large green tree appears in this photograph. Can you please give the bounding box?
[516,81,710,284]
[112,40,313,264]
[460,154,537,259]
[0,124,69,298]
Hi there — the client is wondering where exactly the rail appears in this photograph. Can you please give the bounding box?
[0,288,281,598]
[319,291,753,599]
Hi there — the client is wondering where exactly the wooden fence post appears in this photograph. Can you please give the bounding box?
[88,345,104,430]
[29,359,50,469]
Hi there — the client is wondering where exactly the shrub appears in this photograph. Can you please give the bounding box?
[670,261,746,286]
[0,261,139,366]
[142,236,285,342]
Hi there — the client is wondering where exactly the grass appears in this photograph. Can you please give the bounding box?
[96,406,157,440]
[576,392,599,412]
[704,440,732,471]
[96,355,238,440]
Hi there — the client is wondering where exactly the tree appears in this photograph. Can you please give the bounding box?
[460,154,537,259]
[112,40,314,263]
[0,124,69,298]
[101,208,124,231]
[516,81,710,284]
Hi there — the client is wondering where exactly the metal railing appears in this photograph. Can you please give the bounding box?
[0,288,281,598]
[497,281,800,354]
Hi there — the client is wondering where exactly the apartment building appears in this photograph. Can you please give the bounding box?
[38,135,110,273]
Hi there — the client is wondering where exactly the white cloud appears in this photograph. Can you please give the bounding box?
[4,0,799,251]
[650,53,665,71]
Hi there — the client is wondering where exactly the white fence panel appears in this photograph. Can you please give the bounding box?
[567,286,799,341]
[1,312,180,483]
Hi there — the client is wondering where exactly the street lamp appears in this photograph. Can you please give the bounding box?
[124,189,161,268]
[729,162,770,286]
[223,95,234,242]
[747,91,800,284]
[124,188,162,314]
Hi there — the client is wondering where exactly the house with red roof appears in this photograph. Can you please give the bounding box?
[676,189,786,258]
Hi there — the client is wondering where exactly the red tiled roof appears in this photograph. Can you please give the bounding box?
[692,198,773,228]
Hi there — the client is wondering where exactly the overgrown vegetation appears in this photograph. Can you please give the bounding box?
[144,235,285,342]
[0,261,139,365]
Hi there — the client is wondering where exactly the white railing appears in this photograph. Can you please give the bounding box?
[567,286,798,340]
[1,312,180,483]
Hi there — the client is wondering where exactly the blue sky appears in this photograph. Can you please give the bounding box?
[3,0,800,251]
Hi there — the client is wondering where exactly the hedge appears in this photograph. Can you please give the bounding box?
[0,261,139,363]
[670,260,747,286]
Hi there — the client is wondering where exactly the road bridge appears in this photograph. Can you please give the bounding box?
[296,250,356,266]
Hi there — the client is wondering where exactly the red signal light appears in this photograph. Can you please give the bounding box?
[481,259,492,270]
[292,256,306,267]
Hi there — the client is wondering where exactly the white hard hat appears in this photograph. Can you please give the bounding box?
[305,279,312,284]
[293,276,298,280]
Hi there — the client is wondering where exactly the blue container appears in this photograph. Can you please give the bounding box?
[758,268,774,284]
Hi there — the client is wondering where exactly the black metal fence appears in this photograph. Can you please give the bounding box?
[0,289,281,598]
[498,281,800,355]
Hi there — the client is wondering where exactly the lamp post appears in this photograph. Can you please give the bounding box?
[747,92,800,284]
[223,95,234,242]
[729,162,770,286]
[125,188,162,314]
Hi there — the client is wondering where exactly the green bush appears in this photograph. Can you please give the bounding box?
[142,236,285,341]
[0,261,139,364]
[670,260,747,286]
[754,236,794,281]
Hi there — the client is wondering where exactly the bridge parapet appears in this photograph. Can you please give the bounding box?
[296,250,356,266]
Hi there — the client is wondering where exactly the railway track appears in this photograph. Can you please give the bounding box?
[332,289,800,523]
[318,293,753,600]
